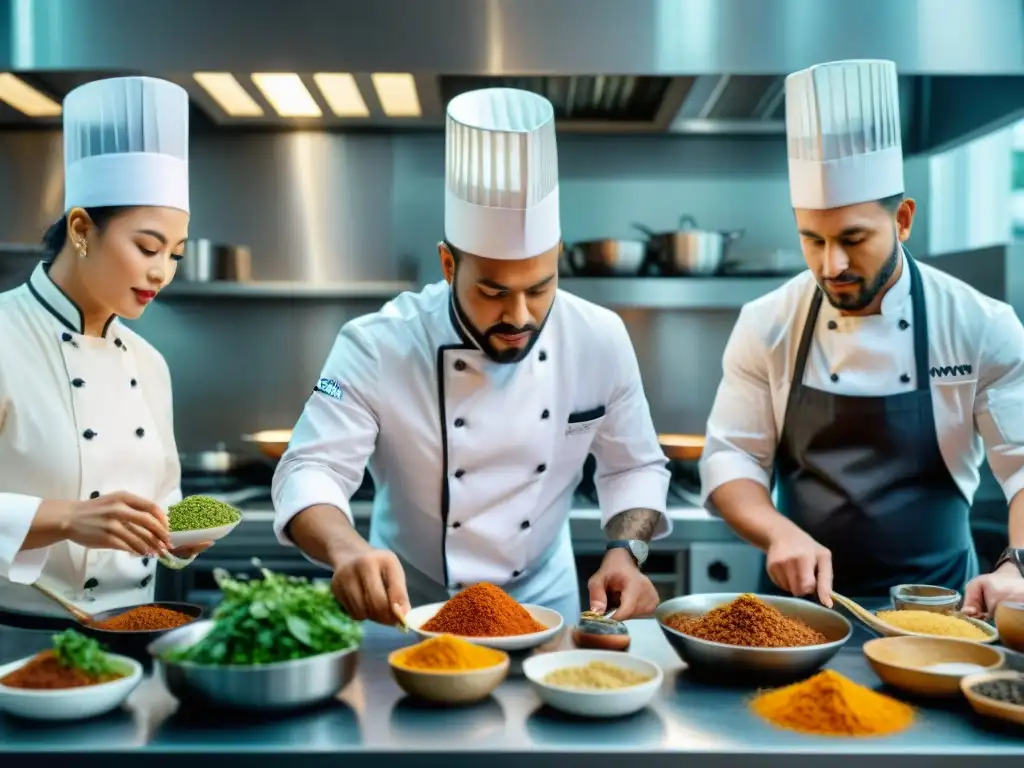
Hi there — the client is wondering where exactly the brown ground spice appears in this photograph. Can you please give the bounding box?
[663,594,827,648]
[422,582,547,637]
[91,605,194,632]
[0,650,123,690]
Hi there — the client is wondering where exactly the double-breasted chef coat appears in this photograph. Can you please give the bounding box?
[700,251,1024,596]
[272,280,672,621]
[0,262,181,624]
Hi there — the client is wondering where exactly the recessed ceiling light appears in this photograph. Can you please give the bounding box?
[0,73,61,117]
[371,73,421,117]
[251,73,322,118]
[193,73,263,117]
[313,73,369,118]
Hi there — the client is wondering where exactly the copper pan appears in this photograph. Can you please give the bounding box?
[658,433,705,462]
[241,429,293,461]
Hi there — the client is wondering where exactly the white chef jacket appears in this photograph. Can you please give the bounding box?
[0,262,181,618]
[700,257,1024,512]
[272,280,671,601]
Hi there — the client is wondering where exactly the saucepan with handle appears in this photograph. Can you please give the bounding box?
[561,239,649,277]
[633,216,744,276]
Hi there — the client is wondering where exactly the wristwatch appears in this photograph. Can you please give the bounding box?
[606,539,649,569]
[994,547,1024,577]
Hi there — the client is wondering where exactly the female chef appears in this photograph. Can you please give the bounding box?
[0,76,208,641]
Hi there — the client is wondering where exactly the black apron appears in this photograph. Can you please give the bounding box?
[767,253,978,598]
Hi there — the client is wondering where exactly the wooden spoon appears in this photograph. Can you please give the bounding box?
[31,583,94,625]
[831,591,999,644]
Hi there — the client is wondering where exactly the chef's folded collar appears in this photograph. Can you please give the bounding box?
[27,259,116,339]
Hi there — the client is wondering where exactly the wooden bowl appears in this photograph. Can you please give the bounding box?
[863,636,1004,697]
[961,670,1024,726]
[994,601,1024,653]
[658,434,705,462]
[387,649,510,705]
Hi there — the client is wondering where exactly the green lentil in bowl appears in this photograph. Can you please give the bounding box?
[168,496,242,532]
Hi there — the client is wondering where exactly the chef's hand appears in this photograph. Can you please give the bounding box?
[962,563,1024,619]
[49,492,171,557]
[588,547,660,620]
[331,548,411,625]
[765,526,833,608]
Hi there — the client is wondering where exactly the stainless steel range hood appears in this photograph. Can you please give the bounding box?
[2,0,1023,153]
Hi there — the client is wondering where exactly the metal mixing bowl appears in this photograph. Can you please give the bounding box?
[147,619,360,710]
[656,593,852,681]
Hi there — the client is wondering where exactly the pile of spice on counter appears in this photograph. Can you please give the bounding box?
[161,566,362,666]
[392,635,506,671]
[876,609,990,641]
[663,594,827,648]
[543,661,653,690]
[968,677,1024,706]
[0,629,125,690]
[168,495,242,532]
[91,605,195,632]
[422,582,547,637]
[750,669,915,737]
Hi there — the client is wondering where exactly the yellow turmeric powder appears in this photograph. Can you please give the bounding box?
[392,634,506,671]
[750,670,914,737]
[876,610,990,641]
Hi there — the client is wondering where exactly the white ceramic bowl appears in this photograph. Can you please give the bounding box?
[403,602,564,651]
[169,518,241,549]
[522,649,663,718]
[0,653,142,721]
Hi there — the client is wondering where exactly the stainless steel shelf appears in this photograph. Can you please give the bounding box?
[559,276,794,309]
[159,280,416,300]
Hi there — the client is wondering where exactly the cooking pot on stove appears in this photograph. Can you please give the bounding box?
[179,443,250,474]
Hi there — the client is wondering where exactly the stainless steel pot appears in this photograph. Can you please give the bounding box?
[563,239,647,276]
[634,216,744,276]
[179,443,248,474]
[180,240,252,282]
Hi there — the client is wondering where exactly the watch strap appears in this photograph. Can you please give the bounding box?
[606,539,644,567]
[995,548,1024,576]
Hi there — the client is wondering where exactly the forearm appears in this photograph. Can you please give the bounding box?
[605,508,662,542]
[709,479,796,552]
[1007,491,1024,550]
[286,504,371,569]
[20,500,70,551]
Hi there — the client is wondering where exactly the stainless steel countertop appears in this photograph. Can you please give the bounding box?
[2,610,1023,766]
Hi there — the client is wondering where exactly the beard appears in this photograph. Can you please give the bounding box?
[450,285,553,365]
[819,234,901,312]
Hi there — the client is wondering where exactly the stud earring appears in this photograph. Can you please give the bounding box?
[77,241,87,258]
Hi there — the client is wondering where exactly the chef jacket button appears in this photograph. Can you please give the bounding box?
[830,373,839,383]
[900,373,911,383]
[89,491,99,499]
[140,574,153,588]
[130,378,138,387]
[827,320,838,330]
[114,338,123,348]
[454,417,465,428]
[536,463,547,473]
[521,520,531,530]
[539,350,547,361]
[899,319,910,330]
[83,577,99,590]
[136,427,145,437]
[83,429,96,440]
[72,378,84,388]
[454,359,466,371]
[142,557,150,566]
[541,409,550,420]
[454,583,464,590]
[454,469,465,479]
[512,570,522,578]
[452,521,461,529]
[61,332,72,342]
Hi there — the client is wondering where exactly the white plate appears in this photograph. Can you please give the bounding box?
[522,649,663,718]
[0,653,142,721]
[169,518,241,549]
[403,602,564,651]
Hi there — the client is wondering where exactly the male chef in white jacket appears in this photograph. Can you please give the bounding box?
[700,60,1024,616]
[272,88,671,625]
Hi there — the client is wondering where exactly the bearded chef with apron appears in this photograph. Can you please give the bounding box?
[273,88,672,625]
[699,59,1024,616]
[0,77,205,646]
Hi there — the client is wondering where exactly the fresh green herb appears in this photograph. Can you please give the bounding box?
[168,495,242,532]
[164,565,362,666]
[52,629,119,677]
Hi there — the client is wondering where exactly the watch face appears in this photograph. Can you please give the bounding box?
[628,540,649,565]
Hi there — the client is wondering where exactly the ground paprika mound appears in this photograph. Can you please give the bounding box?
[91,605,194,632]
[663,594,826,648]
[0,650,123,690]
[422,583,546,637]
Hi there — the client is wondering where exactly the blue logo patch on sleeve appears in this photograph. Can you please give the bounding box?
[315,377,344,401]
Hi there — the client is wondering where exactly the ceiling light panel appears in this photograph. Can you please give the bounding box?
[0,73,61,117]
[371,73,421,117]
[313,73,369,117]
[251,73,322,118]
[193,72,264,117]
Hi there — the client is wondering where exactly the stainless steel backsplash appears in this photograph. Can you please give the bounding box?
[0,129,931,450]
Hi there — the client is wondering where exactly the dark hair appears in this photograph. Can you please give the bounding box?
[877,193,905,214]
[41,206,131,261]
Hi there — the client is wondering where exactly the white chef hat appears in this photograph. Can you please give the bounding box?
[63,76,190,214]
[444,87,560,260]
[786,59,903,210]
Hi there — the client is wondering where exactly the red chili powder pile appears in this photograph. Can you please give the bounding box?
[91,605,195,632]
[0,650,123,690]
[422,582,547,637]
